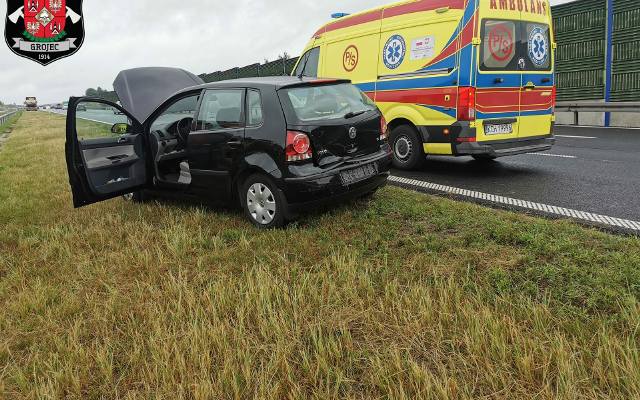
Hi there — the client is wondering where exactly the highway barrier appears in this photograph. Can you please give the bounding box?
[556,101,640,125]
[0,110,18,127]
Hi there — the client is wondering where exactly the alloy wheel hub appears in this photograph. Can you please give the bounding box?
[247,183,276,225]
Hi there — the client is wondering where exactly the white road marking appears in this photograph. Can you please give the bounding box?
[47,110,112,125]
[77,116,112,125]
[556,134,597,139]
[389,175,640,232]
[528,153,577,159]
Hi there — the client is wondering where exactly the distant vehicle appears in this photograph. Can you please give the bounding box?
[65,67,392,228]
[76,104,87,112]
[52,104,62,110]
[62,101,69,110]
[24,96,38,111]
[296,0,556,169]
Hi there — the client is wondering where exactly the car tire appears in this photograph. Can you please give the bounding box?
[391,125,425,170]
[241,174,287,229]
[123,190,145,203]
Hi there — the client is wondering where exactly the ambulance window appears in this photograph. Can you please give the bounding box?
[481,20,517,71]
[246,90,263,126]
[294,47,320,77]
[523,23,551,70]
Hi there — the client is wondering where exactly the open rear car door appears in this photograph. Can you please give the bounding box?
[65,97,148,208]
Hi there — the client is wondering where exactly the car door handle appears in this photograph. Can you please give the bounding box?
[227,140,243,147]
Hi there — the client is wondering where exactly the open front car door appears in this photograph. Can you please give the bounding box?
[65,97,149,208]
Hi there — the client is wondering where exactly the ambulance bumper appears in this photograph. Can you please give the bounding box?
[454,135,556,157]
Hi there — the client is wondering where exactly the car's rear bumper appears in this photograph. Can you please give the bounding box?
[282,149,392,213]
[455,135,556,157]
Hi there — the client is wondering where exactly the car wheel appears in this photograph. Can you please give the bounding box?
[123,190,145,203]
[241,174,286,229]
[391,125,425,170]
[472,155,497,162]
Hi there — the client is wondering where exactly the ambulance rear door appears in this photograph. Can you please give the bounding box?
[518,2,555,139]
[476,4,523,142]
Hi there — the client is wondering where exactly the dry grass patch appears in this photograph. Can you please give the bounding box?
[1,112,640,399]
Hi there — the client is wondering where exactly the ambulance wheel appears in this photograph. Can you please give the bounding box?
[391,125,425,170]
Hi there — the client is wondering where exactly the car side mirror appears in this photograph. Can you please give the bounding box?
[111,123,131,134]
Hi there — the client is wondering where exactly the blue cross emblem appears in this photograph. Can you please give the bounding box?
[383,35,406,70]
[528,27,548,66]
[533,37,545,58]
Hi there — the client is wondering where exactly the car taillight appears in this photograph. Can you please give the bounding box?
[551,86,557,112]
[457,87,476,121]
[379,116,389,141]
[286,131,313,162]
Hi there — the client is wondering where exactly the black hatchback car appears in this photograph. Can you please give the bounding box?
[65,67,393,228]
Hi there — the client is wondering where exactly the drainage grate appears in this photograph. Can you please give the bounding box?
[389,176,640,232]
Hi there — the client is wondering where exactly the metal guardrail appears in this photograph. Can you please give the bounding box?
[0,110,18,126]
[555,102,640,125]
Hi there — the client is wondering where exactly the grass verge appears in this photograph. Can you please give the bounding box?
[1,112,640,399]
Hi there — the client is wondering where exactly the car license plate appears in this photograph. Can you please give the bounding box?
[340,163,378,186]
[484,123,513,135]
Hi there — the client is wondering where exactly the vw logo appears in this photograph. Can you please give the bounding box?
[349,127,358,139]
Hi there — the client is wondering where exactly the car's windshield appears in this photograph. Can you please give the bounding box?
[280,83,376,123]
[150,95,199,133]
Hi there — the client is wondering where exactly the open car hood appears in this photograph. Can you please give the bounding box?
[113,67,204,123]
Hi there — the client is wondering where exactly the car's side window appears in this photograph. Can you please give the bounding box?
[196,89,245,131]
[247,90,263,127]
[149,95,200,133]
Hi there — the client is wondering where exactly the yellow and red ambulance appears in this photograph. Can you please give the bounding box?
[294,0,556,169]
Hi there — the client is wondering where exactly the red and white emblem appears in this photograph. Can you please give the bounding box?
[24,0,66,39]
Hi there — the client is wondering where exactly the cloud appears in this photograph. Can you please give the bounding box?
[1,0,574,104]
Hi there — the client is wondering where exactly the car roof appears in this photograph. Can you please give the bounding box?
[177,76,352,94]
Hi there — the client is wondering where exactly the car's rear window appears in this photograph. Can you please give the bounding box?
[279,83,376,123]
[480,19,552,71]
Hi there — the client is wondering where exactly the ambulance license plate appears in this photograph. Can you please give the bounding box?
[484,123,513,135]
[340,163,378,186]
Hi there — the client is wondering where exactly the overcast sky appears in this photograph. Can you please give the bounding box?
[1,0,574,105]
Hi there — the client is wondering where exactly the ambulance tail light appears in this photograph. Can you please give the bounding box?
[286,131,313,162]
[457,87,476,121]
[551,86,557,112]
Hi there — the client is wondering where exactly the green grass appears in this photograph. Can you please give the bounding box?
[76,118,116,139]
[1,112,640,399]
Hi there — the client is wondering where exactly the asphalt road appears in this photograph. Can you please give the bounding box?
[393,126,640,224]
[51,109,189,127]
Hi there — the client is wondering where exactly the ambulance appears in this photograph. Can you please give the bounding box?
[294,0,556,170]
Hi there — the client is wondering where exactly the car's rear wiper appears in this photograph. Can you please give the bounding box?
[344,110,367,119]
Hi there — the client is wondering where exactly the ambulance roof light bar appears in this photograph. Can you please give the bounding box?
[331,13,350,19]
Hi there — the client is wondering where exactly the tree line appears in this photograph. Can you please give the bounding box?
[84,87,118,102]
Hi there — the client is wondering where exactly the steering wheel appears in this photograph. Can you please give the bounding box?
[176,117,193,146]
